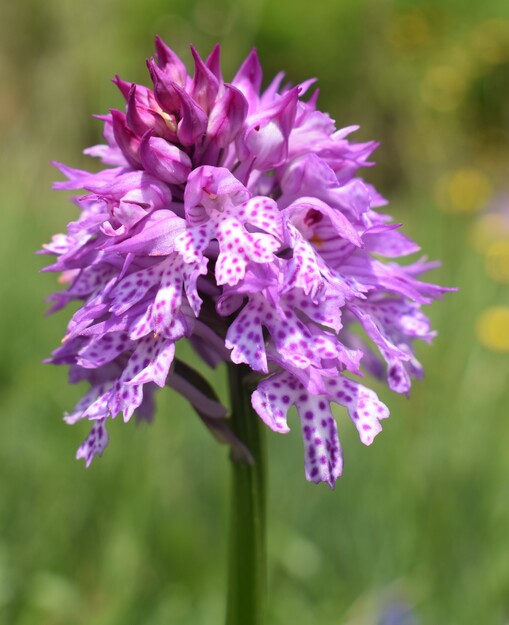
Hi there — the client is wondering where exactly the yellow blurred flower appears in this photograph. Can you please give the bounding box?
[476,306,509,352]
[436,168,491,214]
[386,10,431,51]
[471,19,509,65]
[421,65,467,111]
[485,238,509,283]
[470,213,509,253]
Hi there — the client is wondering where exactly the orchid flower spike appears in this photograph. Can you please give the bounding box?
[42,39,451,487]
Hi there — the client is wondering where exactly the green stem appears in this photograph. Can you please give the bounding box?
[225,364,267,625]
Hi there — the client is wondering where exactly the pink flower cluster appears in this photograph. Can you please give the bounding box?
[43,38,448,486]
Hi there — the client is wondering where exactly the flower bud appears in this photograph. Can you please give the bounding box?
[140,134,192,184]
[146,58,182,114]
[190,45,219,113]
[184,166,250,223]
[110,109,141,168]
[232,48,263,111]
[239,87,299,171]
[175,85,208,146]
[207,84,248,148]
[112,74,132,101]
[154,35,187,85]
[126,84,171,138]
[205,44,222,82]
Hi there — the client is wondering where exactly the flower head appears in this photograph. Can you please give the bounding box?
[42,38,449,486]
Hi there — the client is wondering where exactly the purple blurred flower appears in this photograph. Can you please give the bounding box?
[42,38,449,486]
[378,600,419,625]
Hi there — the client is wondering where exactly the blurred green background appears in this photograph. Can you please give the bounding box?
[1,0,509,623]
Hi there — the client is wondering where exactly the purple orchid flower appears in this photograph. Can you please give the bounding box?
[42,39,450,487]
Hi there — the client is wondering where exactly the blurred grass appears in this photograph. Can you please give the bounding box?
[1,0,509,623]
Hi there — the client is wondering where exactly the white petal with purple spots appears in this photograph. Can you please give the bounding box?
[324,376,389,445]
[252,372,343,487]
[76,419,109,467]
[297,395,343,487]
[122,335,176,388]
